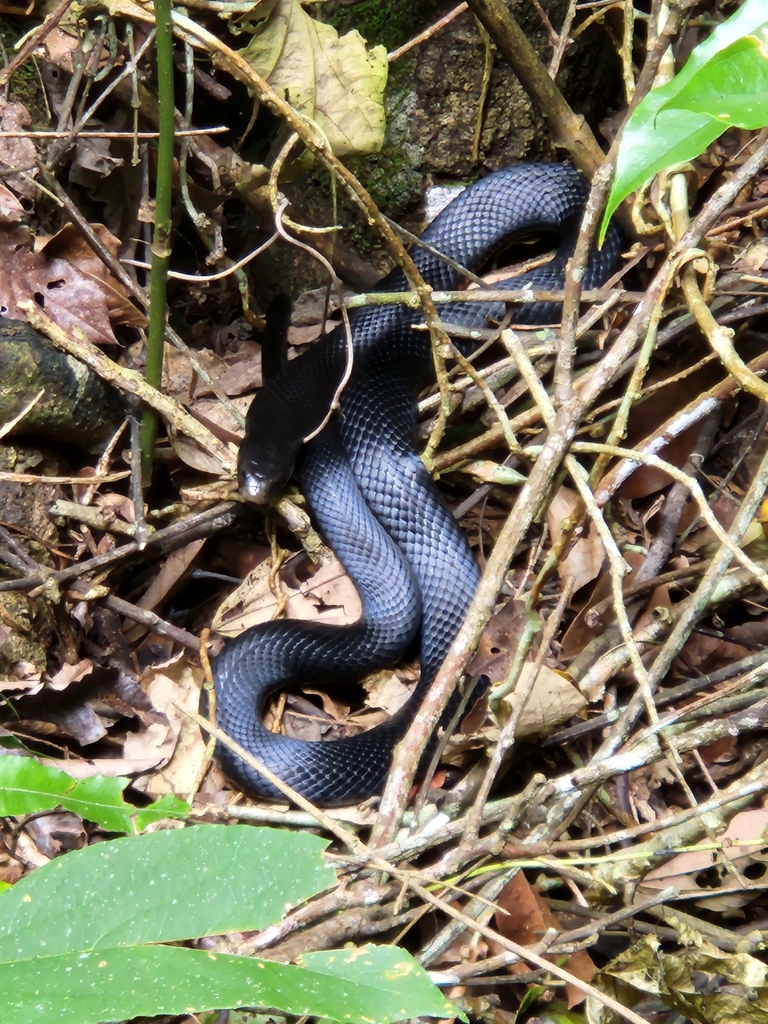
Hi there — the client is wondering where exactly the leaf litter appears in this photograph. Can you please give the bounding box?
[2,2,768,1022]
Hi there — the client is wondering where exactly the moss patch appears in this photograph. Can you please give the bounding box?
[0,18,52,126]
[321,0,441,52]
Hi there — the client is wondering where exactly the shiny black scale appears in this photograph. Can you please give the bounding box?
[214,163,623,804]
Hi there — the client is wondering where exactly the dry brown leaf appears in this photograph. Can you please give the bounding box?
[213,549,360,638]
[163,342,227,395]
[0,670,44,694]
[46,658,94,692]
[469,602,586,735]
[163,342,262,400]
[619,426,701,499]
[42,756,169,778]
[123,658,207,798]
[469,599,530,681]
[0,849,23,885]
[499,662,587,739]
[15,703,110,745]
[161,346,254,472]
[123,539,206,644]
[39,223,146,329]
[0,98,36,200]
[677,629,752,676]
[12,829,53,870]
[0,183,25,225]
[212,350,263,397]
[169,433,234,475]
[547,486,606,592]
[43,27,79,71]
[361,668,415,717]
[560,549,646,663]
[492,872,596,1007]
[188,395,251,441]
[640,808,768,910]
[95,0,155,23]
[93,492,136,522]
[268,688,350,743]
[70,137,123,185]
[446,662,586,768]
[25,811,85,860]
[0,225,144,345]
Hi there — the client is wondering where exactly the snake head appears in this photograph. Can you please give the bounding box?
[237,435,297,504]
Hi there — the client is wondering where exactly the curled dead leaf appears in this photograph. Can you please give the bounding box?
[0,183,24,225]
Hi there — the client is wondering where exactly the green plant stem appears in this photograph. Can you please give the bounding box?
[140,0,175,482]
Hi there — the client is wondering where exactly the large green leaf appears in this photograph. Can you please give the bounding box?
[1,943,456,1024]
[0,755,189,833]
[668,34,768,125]
[0,825,333,958]
[601,0,768,239]
[0,825,457,1023]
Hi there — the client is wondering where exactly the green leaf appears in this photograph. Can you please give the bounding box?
[133,791,192,830]
[1,944,457,1024]
[0,755,190,833]
[0,825,333,959]
[0,733,33,752]
[601,0,768,239]
[0,825,457,1024]
[301,946,459,1020]
[665,34,768,127]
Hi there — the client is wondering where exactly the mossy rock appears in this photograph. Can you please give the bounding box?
[0,442,60,679]
[322,0,442,54]
[252,1,622,292]
[0,318,120,445]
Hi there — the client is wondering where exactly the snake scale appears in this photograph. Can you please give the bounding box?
[213,163,623,804]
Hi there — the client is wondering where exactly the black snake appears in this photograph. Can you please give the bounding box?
[213,163,622,804]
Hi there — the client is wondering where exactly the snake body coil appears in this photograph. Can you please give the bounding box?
[214,164,623,804]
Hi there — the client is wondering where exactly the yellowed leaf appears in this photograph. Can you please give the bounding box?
[87,0,154,22]
[240,0,387,156]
